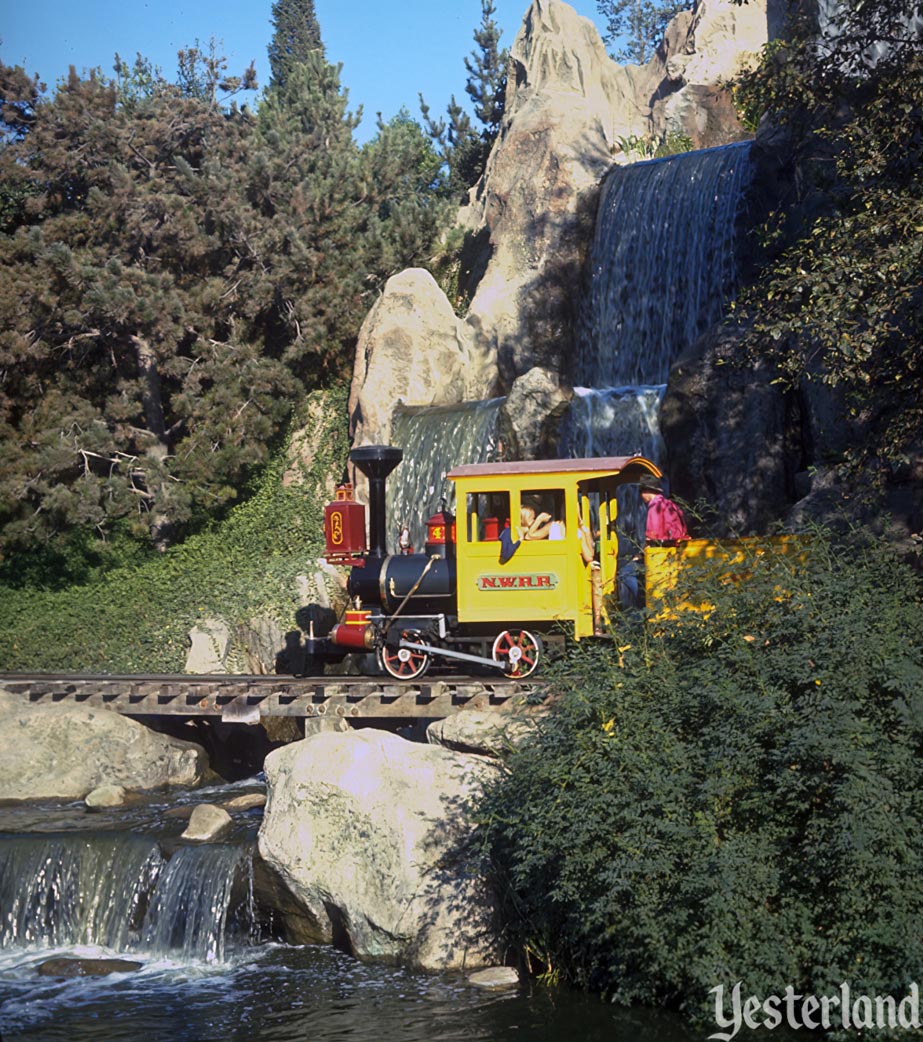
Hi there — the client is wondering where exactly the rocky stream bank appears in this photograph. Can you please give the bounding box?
[0,687,542,975]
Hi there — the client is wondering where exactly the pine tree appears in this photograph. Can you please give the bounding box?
[251,53,365,384]
[0,62,294,555]
[465,0,506,139]
[596,0,690,65]
[268,0,324,93]
[420,0,509,199]
[0,13,452,562]
[361,110,453,279]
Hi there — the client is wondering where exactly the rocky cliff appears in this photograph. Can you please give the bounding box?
[349,0,773,447]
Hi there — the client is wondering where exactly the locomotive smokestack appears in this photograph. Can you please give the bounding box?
[349,445,403,558]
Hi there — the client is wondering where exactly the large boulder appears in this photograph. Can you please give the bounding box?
[463,0,640,385]
[0,690,209,801]
[497,366,573,459]
[348,268,496,447]
[258,728,501,970]
[653,0,783,147]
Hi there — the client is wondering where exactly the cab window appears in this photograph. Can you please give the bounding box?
[520,489,567,540]
[466,491,510,542]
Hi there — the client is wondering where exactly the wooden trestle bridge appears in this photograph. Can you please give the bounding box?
[0,672,539,724]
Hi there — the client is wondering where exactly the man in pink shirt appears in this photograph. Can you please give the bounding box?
[639,476,690,546]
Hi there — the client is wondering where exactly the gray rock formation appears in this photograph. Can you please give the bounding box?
[258,728,501,970]
[85,784,130,810]
[184,617,232,674]
[37,957,143,977]
[652,0,783,148]
[497,367,573,460]
[461,0,642,385]
[348,0,772,448]
[349,268,497,448]
[426,709,542,759]
[468,966,521,989]
[0,689,208,801]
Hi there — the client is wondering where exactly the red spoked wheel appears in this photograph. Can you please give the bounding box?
[378,629,431,681]
[491,629,542,678]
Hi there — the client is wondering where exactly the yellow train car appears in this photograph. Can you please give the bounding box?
[645,535,809,618]
[320,445,667,679]
[448,454,661,645]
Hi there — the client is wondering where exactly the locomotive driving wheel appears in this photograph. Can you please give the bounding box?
[378,629,431,681]
[491,629,542,678]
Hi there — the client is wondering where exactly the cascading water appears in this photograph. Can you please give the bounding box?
[560,142,753,560]
[0,800,699,1042]
[0,833,254,964]
[558,386,665,462]
[0,834,163,952]
[574,141,752,389]
[140,844,253,963]
[388,398,504,552]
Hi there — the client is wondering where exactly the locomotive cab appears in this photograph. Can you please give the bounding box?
[448,456,661,645]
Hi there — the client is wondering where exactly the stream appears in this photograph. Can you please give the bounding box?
[0,779,699,1042]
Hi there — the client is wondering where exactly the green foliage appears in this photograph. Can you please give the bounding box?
[0,62,42,141]
[615,130,694,162]
[474,532,923,1027]
[0,20,450,561]
[597,0,690,65]
[730,0,923,467]
[361,110,454,278]
[175,37,258,103]
[653,131,693,158]
[0,388,350,672]
[0,61,295,556]
[268,0,323,94]
[421,0,508,200]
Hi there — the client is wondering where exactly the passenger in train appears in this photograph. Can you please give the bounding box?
[518,503,554,540]
[639,476,690,546]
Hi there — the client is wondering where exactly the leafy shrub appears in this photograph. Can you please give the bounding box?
[474,532,923,1029]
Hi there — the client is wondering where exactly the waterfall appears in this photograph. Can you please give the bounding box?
[140,845,252,963]
[559,142,752,568]
[0,834,254,964]
[388,398,504,553]
[0,834,163,952]
[575,141,752,388]
[558,386,665,461]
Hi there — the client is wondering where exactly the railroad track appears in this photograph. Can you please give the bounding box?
[0,672,543,721]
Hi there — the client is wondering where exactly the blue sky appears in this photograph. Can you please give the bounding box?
[1,0,610,142]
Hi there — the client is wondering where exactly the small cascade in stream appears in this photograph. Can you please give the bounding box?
[140,845,254,963]
[388,398,504,553]
[0,834,255,964]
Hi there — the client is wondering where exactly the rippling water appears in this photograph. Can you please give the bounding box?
[0,941,700,1042]
[0,785,703,1042]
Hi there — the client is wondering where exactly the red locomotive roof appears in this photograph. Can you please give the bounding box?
[447,455,662,479]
